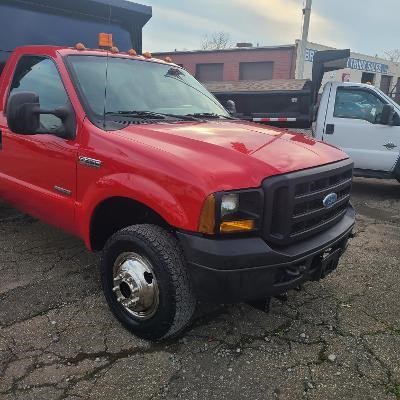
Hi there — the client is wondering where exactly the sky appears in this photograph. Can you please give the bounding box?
[139,0,399,58]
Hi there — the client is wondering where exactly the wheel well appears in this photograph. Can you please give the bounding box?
[90,197,169,251]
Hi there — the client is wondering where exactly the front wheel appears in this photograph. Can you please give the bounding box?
[100,224,196,341]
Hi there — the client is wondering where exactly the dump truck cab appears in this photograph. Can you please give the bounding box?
[0,1,355,341]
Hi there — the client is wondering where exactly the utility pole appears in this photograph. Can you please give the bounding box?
[297,0,312,79]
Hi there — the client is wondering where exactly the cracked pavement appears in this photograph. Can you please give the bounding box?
[0,177,399,400]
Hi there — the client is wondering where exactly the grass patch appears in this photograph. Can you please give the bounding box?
[389,384,400,400]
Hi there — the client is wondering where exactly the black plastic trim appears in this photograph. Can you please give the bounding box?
[178,205,355,302]
[262,159,353,245]
[353,168,395,180]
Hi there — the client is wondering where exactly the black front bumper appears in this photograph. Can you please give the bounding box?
[177,205,355,303]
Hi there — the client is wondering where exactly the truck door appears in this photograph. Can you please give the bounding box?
[0,55,78,234]
[322,85,400,172]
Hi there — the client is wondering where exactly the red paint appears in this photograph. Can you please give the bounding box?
[0,46,348,250]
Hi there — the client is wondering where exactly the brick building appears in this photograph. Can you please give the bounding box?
[154,41,400,99]
[153,44,298,83]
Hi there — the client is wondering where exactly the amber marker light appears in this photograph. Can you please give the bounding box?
[143,51,152,59]
[164,56,172,63]
[128,49,137,56]
[198,195,216,234]
[220,220,255,233]
[75,43,86,50]
[99,33,113,48]
[110,46,119,54]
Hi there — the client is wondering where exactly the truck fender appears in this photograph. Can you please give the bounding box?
[76,173,191,250]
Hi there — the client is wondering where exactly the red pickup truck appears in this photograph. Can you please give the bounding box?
[0,45,355,340]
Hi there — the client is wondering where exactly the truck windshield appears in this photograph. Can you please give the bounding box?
[67,55,229,120]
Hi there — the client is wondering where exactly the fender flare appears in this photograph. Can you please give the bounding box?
[76,173,192,250]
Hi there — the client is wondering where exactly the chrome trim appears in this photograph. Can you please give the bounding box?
[54,186,72,196]
[113,252,159,320]
[79,156,102,168]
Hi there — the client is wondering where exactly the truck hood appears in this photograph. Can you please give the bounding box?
[113,120,347,189]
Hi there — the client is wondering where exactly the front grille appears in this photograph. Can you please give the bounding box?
[262,159,353,245]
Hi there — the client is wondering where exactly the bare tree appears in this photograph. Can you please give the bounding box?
[201,31,232,50]
[383,49,400,64]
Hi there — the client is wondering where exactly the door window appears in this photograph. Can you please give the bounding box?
[9,56,69,132]
[333,87,387,124]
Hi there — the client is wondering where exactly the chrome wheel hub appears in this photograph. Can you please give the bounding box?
[113,252,159,320]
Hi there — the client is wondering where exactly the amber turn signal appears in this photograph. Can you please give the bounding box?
[198,195,216,234]
[220,220,255,233]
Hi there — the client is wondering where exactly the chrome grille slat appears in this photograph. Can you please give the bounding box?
[293,178,353,204]
[292,194,350,223]
[290,207,348,239]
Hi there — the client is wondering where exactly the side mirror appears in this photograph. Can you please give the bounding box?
[226,99,236,115]
[380,104,395,125]
[7,92,40,134]
[7,91,76,139]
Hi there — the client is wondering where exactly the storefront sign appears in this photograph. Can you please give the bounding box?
[305,48,389,75]
[346,58,388,74]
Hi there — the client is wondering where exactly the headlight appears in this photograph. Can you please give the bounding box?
[221,194,239,217]
[198,189,263,235]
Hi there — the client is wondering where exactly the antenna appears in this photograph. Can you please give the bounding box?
[102,5,112,129]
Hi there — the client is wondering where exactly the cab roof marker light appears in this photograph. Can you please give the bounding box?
[164,56,172,63]
[75,43,86,51]
[128,49,137,56]
[99,33,113,48]
[110,46,119,54]
[143,51,152,59]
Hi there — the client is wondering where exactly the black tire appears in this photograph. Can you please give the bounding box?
[100,224,196,341]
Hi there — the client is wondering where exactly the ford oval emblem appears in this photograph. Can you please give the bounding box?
[323,193,338,209]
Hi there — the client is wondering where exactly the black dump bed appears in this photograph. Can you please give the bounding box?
[206,79,313,127]
[0,0,152,75]
[208,49,350,128]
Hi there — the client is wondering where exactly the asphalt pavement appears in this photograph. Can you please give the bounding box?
[0,177,399,400]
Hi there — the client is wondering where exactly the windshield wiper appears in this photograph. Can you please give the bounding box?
[105,110,201,121]
[184,112,235,120]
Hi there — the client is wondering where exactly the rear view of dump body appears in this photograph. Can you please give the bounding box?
[208,49,351,128]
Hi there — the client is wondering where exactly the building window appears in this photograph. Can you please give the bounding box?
[239,62,273,81]
[380,75,392,95]
[195,63,223,82]
[361,72,375,84]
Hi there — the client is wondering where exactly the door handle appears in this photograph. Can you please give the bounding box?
[383,142,397,150]
[325,124,335,135]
